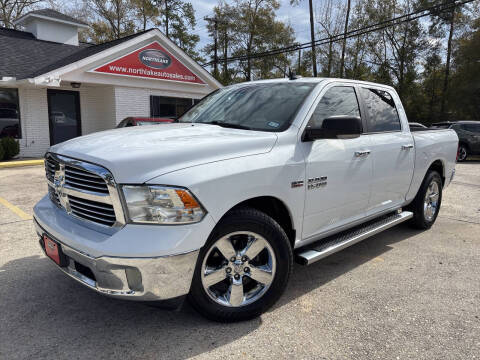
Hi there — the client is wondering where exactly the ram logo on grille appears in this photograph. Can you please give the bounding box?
[53,165,70,211]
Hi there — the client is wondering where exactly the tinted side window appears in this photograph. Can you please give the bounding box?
[463,124,480,133]
[309,86,360,128]
[361,88,401,132]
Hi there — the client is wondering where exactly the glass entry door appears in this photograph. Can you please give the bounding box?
[47,89,81,145]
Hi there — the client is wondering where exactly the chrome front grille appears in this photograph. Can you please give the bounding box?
[45,156,56,182]
[68,195,116,226]
[64,165,109,194]
[45,153,125,228]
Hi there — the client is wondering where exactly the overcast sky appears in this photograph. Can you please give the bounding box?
[192,0,312,54]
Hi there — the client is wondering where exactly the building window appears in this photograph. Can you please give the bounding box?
[150,96,196,119]
[0,88,21,139]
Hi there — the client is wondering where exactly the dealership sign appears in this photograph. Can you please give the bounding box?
[92,41,205,84]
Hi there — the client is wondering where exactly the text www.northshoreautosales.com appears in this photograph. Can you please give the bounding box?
[108,65,196,81]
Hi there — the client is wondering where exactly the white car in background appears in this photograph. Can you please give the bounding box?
[34,78,458,322]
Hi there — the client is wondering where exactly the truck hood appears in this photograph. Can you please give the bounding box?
[50,123,278,183]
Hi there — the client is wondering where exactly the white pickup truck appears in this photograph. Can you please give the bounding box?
[34,78,458,322]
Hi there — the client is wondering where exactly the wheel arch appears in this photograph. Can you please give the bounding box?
[458,141,470,151]
[427,159,445,186]
[222,196,296,248]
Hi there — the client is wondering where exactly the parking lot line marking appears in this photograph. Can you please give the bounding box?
[0,196,32,220]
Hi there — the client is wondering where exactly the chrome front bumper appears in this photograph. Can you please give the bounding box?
[34,218,199,301]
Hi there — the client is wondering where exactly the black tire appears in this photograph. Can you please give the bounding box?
[408,170,443,229]
[188,207,293,322]
[457,144,468,162]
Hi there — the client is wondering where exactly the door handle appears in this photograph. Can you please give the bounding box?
[355,150,371,157]
[401,144,414,150]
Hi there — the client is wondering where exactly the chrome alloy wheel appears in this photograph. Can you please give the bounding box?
[201,231,276,307]
[424,180,440,221]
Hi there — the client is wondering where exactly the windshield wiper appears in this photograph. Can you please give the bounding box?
[204,121,252,130]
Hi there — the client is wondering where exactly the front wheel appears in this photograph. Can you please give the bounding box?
[188,208,293,322]
[408,170,443,229]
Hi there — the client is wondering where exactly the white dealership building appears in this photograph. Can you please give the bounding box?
[0,9,221,157]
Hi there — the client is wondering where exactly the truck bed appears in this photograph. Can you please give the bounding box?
[406,128,458,201]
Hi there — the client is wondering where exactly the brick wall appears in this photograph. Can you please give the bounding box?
[80,86,115,134]
[113,87,149,125]
[18,87,50,158]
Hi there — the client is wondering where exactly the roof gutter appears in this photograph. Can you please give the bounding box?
[0,77,61,88]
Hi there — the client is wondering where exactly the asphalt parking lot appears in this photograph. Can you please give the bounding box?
[0,162,479,359]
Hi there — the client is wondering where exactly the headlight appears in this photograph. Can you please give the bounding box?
[122,185,206,224]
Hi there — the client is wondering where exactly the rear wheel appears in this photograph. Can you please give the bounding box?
[188,208,292,322]
[457,144,468,162]
[408,170,442,229]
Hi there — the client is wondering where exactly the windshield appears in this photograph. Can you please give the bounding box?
[178,82,316,132]
[137,121,163,126]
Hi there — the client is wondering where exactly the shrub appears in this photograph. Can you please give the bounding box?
[1,137,20,160]
[0,142,4,161]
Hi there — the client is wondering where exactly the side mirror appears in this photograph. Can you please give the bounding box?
[302,116,362,141]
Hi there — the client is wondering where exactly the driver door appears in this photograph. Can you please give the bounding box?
[301,85,373,240]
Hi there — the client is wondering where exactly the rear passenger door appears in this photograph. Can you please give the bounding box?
[359,87,414,215]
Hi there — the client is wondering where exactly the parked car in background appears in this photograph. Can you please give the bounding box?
[116,117,174,128]
[431,121,480,161]
[408,122,427,130]
[34,78,458,322]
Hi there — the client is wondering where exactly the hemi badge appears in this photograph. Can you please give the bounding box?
[291,181,304,188]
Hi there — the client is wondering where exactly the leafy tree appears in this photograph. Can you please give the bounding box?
[231,0,294,81]
[204,0,294,82]
[420,45,444,123]
[154,0,201,62]
[88,0,136,40]
[420,0,466,119]
[295,48,313,77]
[448,17,480,119]
[203,1,236,83]
[290,0,317,76]
[316,0,344,77]
[344,0,374,80]
[131,0,158,30]
[0,0,45,28]
[364,0,425,106]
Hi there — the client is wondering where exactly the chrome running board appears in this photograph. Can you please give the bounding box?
[296,211,413,265]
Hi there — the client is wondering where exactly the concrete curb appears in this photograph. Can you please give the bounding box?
[0,159,44,168]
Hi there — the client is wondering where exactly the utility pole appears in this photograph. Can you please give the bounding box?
[441,7,455,120]
[204,16,219,77]
[340,0,351,78]
[298,48,301,74]
[308,0,317,77]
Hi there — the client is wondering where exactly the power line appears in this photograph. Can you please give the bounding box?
[201,0,476,67]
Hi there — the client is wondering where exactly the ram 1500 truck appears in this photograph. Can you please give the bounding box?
[34,78,458,322]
